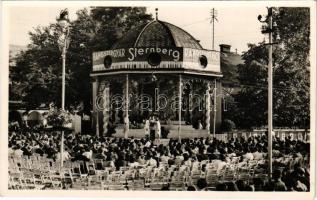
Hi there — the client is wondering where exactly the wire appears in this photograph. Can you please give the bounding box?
[181,17,211,27]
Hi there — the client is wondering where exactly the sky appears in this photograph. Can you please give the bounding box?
[7,5,267,54]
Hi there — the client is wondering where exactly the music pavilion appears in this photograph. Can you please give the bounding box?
[91,17,222,139]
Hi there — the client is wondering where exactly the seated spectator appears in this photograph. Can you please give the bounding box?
[129,157,140,168]
[105,155,115,168]
[253,178,265,191]
[213,154,228,173]
[13,144,24,157]
[147,155,157,167]
[160,152,170,164]
[187,185,197,191]
[272,169,287,191]
[226,181,239,191]
[82,146,93,160]
[197,178,208,191]
[94,148,107,160]
[137,155,146,165]
[252,147,263,160]
[236,180,246,191]
[216,183,227,191]
[56,147,71,161]
[244,185,255,191]
[243,148,254,161]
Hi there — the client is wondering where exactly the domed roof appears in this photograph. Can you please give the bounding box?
[112,20,203,50]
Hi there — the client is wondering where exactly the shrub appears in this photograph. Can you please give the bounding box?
[222,119,236,132]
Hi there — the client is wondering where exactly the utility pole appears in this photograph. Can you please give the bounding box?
[213,79,217,137]
[210,8,218,50]
[210,8,218,138]
[267,8,273,179]
[258,7,277,178]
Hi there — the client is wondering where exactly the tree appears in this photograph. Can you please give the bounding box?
[10,7,152,110]
[230,7,310,129]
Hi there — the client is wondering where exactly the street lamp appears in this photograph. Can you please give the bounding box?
[57,8,70,169]
[57,8,70,110]
[258,7,279,178]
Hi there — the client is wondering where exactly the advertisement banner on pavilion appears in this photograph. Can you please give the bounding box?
[93,47,183,65]
[182,48,221,73]
[93,47,220,73]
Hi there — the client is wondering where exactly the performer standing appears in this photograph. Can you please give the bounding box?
[156,116,161,142]
[149,115,156,141]
[144,119,150,139]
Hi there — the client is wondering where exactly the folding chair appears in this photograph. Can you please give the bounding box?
[149,177,166,190]
[106,172,126,190]
[169,175,185,191]
[129,179,145,190]
[86,161,97,175]
[205,169,220,188]
[71,162,88,179]
[31,169,46,190]
[8,172,23,189]
[93,159,107,174]
[20,171,36,189]
[124,169,136,183]
[49,173,63,189]
[87,175,103,190]
[221,167,237,182]
[237,167,251,184]
[190,169,203,186]
[41,173,54,189]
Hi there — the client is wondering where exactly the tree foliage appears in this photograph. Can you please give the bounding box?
[227,7,310,129]
[10,7,152,111]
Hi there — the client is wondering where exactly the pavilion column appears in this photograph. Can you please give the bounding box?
[189,83,194,126]
[92,77,100,137]
[102,82,110,136]
[213,79,217,137]
[205,82,211,133]
[124,74,130,138]
[140,83,144,116]
[178,74,182,142]
[155,80,160,112]
[189,83,193,125]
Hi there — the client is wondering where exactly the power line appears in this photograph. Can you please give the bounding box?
[181,17,211,27]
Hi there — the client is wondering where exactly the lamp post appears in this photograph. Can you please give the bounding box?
[258,7,278,178]
[57,9,70,169]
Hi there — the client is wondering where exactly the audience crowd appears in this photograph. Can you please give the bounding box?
[8,125,310,191]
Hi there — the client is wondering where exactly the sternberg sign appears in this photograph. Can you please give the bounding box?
[92,47,220,73]
[93,47,182,63]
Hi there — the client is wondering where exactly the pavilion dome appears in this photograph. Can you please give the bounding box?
[111,20,203,50]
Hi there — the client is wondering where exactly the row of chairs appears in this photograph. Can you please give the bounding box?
[9,155,267,190]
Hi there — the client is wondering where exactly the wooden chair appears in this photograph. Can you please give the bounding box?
[205,169,220,188]
[190,169,203,186]
[237,167,251,184]
[106,172,125,190]
[169,175,185,191]
[49,173,63,189]
[20,171,36,189]
[87,175,103,190]
[71,162,88,179]
[8,172,23,189]
[86,161,97,175]
[129,179,145,190]
[221,167,237,182]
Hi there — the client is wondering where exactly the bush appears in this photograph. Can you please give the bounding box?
[221,119,236,132]
[46,107,72,127]
[161,126,169,139]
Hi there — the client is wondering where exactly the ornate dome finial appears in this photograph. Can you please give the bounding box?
[155,8,158,20]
